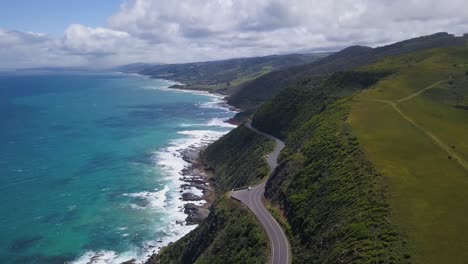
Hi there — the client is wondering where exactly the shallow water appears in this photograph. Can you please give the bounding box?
[0,72,235,263]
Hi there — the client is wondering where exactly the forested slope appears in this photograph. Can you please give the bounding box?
[252,71,409,263]
[147,126,273,264]
[253,46,468,263]
[148,37,468,264]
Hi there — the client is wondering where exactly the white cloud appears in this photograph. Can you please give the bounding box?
[62,24,130,55]
[0,28,73,68]
[1,0,468,68]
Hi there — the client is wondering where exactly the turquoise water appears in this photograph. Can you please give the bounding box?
[0,72,235,263]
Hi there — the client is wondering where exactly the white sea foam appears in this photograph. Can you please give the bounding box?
[184,186,204,197]
[69,79,236,264]
[68,250,140,264]
[179,117,237,129]
[143,84,216,98]
[179,123,196,127]
[123,185,170,209]
[206,117,236,128]
[73,129,230,264]
[129,203,146,210]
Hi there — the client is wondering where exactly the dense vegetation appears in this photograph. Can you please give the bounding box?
[147,196,268,264]
[228,32,468,110]
[203,125,274,192]
[252,46,468,263]
[252,71,390,139]
[250,71,408,263]
[146,126,274,264]
[131,53,328,94]
[147,36,468,264]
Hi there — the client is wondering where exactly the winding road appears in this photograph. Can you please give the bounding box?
[231,122,289,264]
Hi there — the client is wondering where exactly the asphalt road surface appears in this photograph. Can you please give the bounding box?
[231,122,289,264]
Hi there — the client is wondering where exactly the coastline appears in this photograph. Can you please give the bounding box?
[179,142,214,225]
[144,75,236,222]
[139,76,237,201]
[148,77,239,258]
[147,77,238,259]
[68,74,238,264]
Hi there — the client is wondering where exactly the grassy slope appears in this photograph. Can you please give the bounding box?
[252,48,468,263]
[147,126,273,264]
[254,75,408,263]
[399,76,468,163]
[349,47,468,264]
[252,71,389,139]
[228,33,468,110]
[150,41,468,264]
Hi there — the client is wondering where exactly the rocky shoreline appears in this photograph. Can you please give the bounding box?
[179,143,215,225]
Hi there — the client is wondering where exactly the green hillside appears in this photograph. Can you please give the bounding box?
[146,38,468,264]
[228,33,468,110]
[148,196,268,264]
[253,46,468,263]
[135,53,329,94]
[253,72,408,263]
[203,125,274,192]
[349,47,468,264]
[146,126,273,264]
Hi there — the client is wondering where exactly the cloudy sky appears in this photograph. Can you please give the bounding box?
[1,0,467,68]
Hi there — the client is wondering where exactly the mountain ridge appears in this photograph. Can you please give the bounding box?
[228,32,468,109]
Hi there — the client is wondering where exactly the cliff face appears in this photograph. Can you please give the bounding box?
[202,125,274,192]
[250,70,411,263]
[262,98,408,263]
[150,70,409,264]
[147,196,267,264]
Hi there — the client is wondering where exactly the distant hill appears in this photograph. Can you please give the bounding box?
[131,53,330,94]
[228,32,468,109]
[111,63,162,73]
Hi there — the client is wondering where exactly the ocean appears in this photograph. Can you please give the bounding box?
[0,72,236,263]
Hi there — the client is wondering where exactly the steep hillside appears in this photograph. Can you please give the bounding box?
[253,46,468,263]
[146,40,468,264]
[252,71,390,139]
[147,196,268,264]
[229,32,468,109]
[146,126,273,264]
[203,125,274,192]
[135,53,329,94]
[252,72,408,264]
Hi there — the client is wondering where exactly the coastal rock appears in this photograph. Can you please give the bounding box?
[176,133,219,228]
[180,183,209,191]
[181,193,203,201]
[184,203,210,225]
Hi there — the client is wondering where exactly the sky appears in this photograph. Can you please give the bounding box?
[0,0,467,69]
[0,0,121,36]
